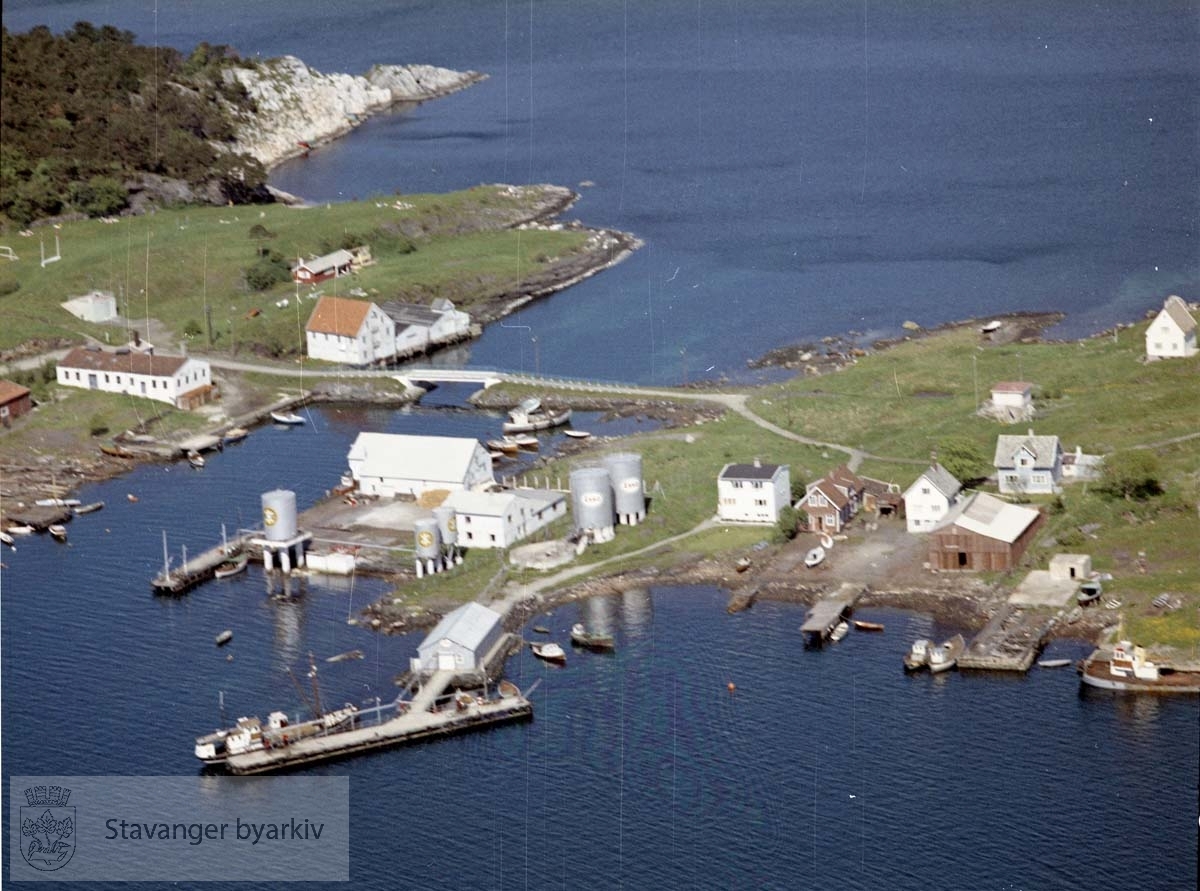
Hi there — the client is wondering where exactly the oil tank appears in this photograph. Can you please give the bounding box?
[414,517,441,561]
[603,452,645,524]
[261,489,298,541]
[570,466,614,536]
[433,505,458,548]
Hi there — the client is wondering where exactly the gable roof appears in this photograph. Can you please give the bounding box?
[381,300,444,328]
[0,379,31,404]
[295,248,354,275]
[991,381,1033,394]
[906,463,963,501]
[58,347,190,377]
[347,432,488,485]
[828,464,864,492]
[420,602,502,653]
[720,462,783,481]
[443,489,517,518]
[1159,295,1197,335]
[993,432,1061,469]
[305,296,376,337]
[807,478,849,510]
[942,492,1040,544]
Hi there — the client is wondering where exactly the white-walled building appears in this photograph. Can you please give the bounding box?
[56,347,215,409]
[990,382,1033,409]
[305,296,396,365]
[346,433,494,498]
[61,290,117,323]
[717,461,790,524]
[413,602,504,673]
[292,248,355,285]
[903,463,964,533]
[994,430,1063,495]
[442,488,567,549]
[382,298,472,358]
[1145,295,1197,359]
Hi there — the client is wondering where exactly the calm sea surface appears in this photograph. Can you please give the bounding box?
[3,2,1199,888]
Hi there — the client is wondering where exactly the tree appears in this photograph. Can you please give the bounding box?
[936,436,990,484]
[774,505,799,543]
[789,475,807,503]
[1099,450,1163,501]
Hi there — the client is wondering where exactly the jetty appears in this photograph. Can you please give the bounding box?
[152,532,252,595]
[800,583,866,644]
[958,604,1058,672]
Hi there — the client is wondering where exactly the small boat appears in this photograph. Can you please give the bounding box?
[48,524,68,541]
[126,493,139,503]
[498,680,521,698]
[486,438,520,453]
[6,525,35,536]
[1037,658,1072,669]
[928,633,965,674]
[804,546,826,568]
[564,429,591,439]
[100,443,136,458]
[819,532,835,549]
[530,642,566,663]
[532,626,551,634]
[512,434,539,450]
[36,498,81,508]
[0,531,14,548]
[829,620,850,643]
[214,552,250,579]
[502,397,572,433]
[904,639,931,672]
[1077,581,1102,606]
[215,629,233,647]
[325,649,365,663]
[187,450,206,468]
[735,556,752,573]
[73,501,105,515]
[571,623,615,651]
[223,427,250,444]
[852,619,885,632]
[270,410,305,425]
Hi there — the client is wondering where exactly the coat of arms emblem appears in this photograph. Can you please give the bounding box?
[20,785,75,871]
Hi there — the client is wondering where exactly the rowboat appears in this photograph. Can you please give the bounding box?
[187,450,206,468]
[325,649,365,663]
[48,524,68,542]
[1037,658,1072,669]
[564,429,591,439]
[73,501,105,515]
[852,619,885,632]
[530,642,566,664]
[215,630,234,647]
[5,525,34,537]
[511,434,539,449]
[804,546,826,568]
[223,427,250,444]
[486,438,520,453]
[214,552,250,579]
[270,410,305,425]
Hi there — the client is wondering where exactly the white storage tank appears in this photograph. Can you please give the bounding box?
[414,517,442,561]
[604,452,645,525]
[571,466,614,542]
[433,505,458,548]
[261,489,298,542]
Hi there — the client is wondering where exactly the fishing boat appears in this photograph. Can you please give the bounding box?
[804,545,826,568]
[1037,658,1072,669]
[1078,639,1200,693]
[187,450,206,468]
[36,498,81,508]
[47,524,68,542]
[214,552,250,579]
[193,704,359,765]
[829,620,850,643]
[530,642,566,664]
[502,397,572,433]
[73,501,104,515]
[904,639,931,672]
[570,623,615,651]
[223,427,250,444]
[852,619,885,632]
[270,410,305,425]
[564,429,591,439]
[927,633,965,674]
[1077,581,1102,606]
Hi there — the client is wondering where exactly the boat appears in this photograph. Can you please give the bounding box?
[570,623,615,651]
[6,525,35,536]
[804,546,826,568]
[187,450,206,468]
[214,552,250,579]
[852,619,885,632]
[36,498,81,508]
[270,410,305,425]
[1078,639,1200,693]
[564,429,591,439]
[502,397,572,433]
[193,704,360,765]
[486,437,520,453]
[530,642,566,663]
[819,532,835,550]
[532,626,551,634]
[498,680,521,699]
[1037,658,1072,669]
[223,427,250,444]
[0,531,14,548]
[324,649,364,664]
[829,620,850,643]
[927,633,965,674]
[73,501,104,515]
[735,556,752,573]
[512,434,539,450]
[904,639,931,672]
[126,493,139,503]
[100,443,136,458]
[1077,581,1102,606]
[47,524,68,541]
[215,629,233,647]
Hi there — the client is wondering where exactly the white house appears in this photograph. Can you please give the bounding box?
[346,433,494,498]
[61,290,117,323]
[903,463,964,533]
[382,298,472,358]
[56,346,215,410]
[292,248,355,285]
[305,296,396,365]
[1145,295,1197,359]
[717,461,790,524]
[442,488,567,550]
[990,381,1033,410]
[994,430,1063,495]
[412,602,504,673]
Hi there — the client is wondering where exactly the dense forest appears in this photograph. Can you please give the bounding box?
[1,22,270,226]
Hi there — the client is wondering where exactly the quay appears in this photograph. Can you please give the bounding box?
[152,533,251,595]
[958,604,1058,672]
[800,583,866,643]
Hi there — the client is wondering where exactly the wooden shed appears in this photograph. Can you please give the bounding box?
[928,493,1043,572]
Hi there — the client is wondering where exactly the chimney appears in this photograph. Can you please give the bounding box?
[1028,428,1034,437]
[753,457,761,468]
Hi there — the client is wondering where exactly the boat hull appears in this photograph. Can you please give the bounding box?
[1079,659,1200,694]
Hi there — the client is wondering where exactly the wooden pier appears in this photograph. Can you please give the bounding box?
[151,534,251,595]
[800,583,866,643]
[958,604,1059,672]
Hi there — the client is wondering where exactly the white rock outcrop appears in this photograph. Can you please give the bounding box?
[227,56,486,169]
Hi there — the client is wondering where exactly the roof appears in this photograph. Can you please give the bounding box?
[380,300,444,328]
[991,381,1033,394]
[419,602,502,654]
[993,432,1061,469]
[442,489,517,518]
[0,379,31,404]
[907,463,962,500]
[828,464,864,491]
[58,347,190,377]
[720,462,784,481]
[305,296,376,336]
[1159,295,1197,334]
[295,248,354,275]
[942,492,1040,544]
[808,478,849,510]
[347,433,487,485]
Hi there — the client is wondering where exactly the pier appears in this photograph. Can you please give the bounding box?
[958,604,1059,672]
[152,533,251,595]
[800,583,866,643]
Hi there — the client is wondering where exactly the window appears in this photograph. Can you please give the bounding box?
[752,481,762,489]
[754,498,766,507]
[921,487,930,495]
[104,374,110,383]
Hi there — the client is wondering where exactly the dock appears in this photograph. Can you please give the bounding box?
[152,535,250,595]
[958,604,1059,672]
[223,670,533,775]
[800,583,866,643]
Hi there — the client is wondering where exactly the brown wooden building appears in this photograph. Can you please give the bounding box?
[0,379,33,426]
[928,492,1043,572]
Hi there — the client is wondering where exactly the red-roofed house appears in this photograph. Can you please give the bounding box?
[304,296,396,365]
[55,347,215,409]
[0,379,33,426]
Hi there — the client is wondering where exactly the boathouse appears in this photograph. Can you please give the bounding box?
[927,492,1043,572]
[346,433,494,498]
[414,602,504,672]
[382,298,472,358]
[55,347,215,409]
[717,460,790,524]
[304,296,396,365]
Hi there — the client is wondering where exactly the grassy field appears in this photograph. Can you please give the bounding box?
[0,185,591,354]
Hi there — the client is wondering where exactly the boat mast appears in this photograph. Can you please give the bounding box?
[161,530,170,580]
[307,652,324,718]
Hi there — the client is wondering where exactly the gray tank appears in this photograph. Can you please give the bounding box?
[414,517,441,560]
[603,452,645,523]
[570,466,614,534]
[433,505,458,547]
[261,489,298,542]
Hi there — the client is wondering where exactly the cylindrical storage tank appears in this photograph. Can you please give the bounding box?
[433,505,458,548]
[603,452,645,524]
[414,517,441,561]
[570,466,614,535]
[261,489,298,541]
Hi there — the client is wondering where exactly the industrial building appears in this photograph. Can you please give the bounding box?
[442,488,567,549]
[717,460,790,524]
[346,433,494,498]
[382,298,472,358]
[413,602,504,673]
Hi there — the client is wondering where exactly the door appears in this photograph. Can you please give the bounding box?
[87,373,98,389]
[437,651,457,671]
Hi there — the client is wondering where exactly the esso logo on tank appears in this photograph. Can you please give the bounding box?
[621,479,641,492]
[581,493,603,506]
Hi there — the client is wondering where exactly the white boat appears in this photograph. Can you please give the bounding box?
[511,434,539,449]
[6,525,35,536]
[187,450,206,468]
[0,531,15,548]
[564,429,591,439]
[270,410,305,425]
[804,546,826,568]
[502,397,572,433]
[829,620,849,642]
[35,498,81,508]
[904,639,931,672]
[214,552,249,579]
[215,629,233,646]
[928,633,965,674]
[47,524,68,541]
[1037,658,1072,669]
[223,426,250,444]
[73,501,104,515]
[530,641,566,663]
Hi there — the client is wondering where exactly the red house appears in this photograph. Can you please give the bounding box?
[0,379,33,426]
[292,249,355,285]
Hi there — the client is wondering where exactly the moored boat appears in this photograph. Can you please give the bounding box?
[804,546,826,568]
[0,531,14,548]
[852,619,885,632]
[187,450,206,468]
[214,552,250,579]
[5,525,35,536]
[829,620,850,643]
[47,524,68,541]
[325,649,364,663]
[486,437,520,453]
[512,434,539,449]
[904,639,931,672]
[927,633,965,673]
[564,429,591,439]
[502,397,571,433]
[270,410,305,425]
[530,641,566,663]
[73,501,104,515]
[1078,640,1200,694]
[1037,658,1072,669]
[735,556,752,573]
[570,623,615,651]
[223,426,250,444]
[498,680,521,698]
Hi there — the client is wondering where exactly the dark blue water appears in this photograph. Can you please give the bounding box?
[5,1,1199,384]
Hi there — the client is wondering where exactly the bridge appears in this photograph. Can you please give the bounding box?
[393,366,638,394]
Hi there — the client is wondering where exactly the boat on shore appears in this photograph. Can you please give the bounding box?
[904,639,931,672]
[270,410,305,425]
[223,427,250,444]
[530,642,566,664]
[1078,640,1200,694]
[927,633,965,673]
[73,501,104,515]
[6,524,35,536]
[1077,581,1102,606]
[564,429,591,439]
[47,524,68,542]
[829,620,850,643]
[852,619,885,632]
[214,552,250,579]
[570,623,615,651]
[502,397,571,434]
[804,546,826,568]
[0,531,14,548]
[187,450,206,468]
[735,556,752,573]
[100,443,136,459]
